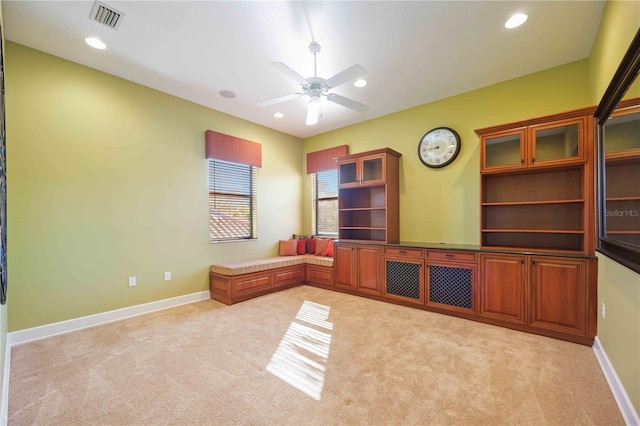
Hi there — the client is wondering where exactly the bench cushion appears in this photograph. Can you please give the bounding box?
[210,254,333,276]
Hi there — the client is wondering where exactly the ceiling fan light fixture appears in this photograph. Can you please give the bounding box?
[306,98,320,126]
[258,41,368,125]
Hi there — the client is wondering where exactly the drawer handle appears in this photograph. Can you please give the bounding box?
[398,250,406,254]
[445,254,455,258]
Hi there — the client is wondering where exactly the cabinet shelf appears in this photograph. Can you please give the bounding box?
[606,196,640,201]
[608,230,640,234]
[482,168,583,204]
[339,207,387,211]
[482,229,584,234]
[482,199,584,206]
[340,226,387,230]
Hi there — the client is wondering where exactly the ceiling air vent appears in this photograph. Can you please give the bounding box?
[90,1,125,30]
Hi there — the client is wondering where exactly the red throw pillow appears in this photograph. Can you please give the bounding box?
[321,240,334,257]
[296,239,308,255]
[315,238,330,255]
[279,239,298,256]
[307,238,317,254]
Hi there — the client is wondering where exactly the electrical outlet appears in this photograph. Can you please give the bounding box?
[601,303,606,319]
[129,276,136,287]
[164,272,171,281]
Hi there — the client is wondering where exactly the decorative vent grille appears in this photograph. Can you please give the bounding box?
[90,1,125,30]
[386,261,421,300]
[429,266,472,309]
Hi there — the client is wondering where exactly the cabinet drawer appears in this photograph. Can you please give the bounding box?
[305,265,334,287]
[427,250,477,263]
[273,266,304,288]
[384,247,424,258]
[231,273,272,296]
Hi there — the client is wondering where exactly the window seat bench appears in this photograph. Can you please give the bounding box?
[209,254,334,305]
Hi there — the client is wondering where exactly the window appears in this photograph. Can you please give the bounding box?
[312,169,338,236]
[208,159,257,242]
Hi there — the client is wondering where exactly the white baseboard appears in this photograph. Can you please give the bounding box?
[593,336,640,426]
[7,290,211,346]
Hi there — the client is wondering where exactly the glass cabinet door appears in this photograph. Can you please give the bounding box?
[361,155,385,185]
[482,130,525,171]
[530,118,584,166]
[338,161,358,186]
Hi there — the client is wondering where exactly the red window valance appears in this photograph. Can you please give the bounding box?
[205,130,262,168]
[306,145,349,174]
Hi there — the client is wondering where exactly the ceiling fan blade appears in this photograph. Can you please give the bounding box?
[270,62,309,86]
[324,64,366,89]
[256,93,300,107]
[326,93,369,113]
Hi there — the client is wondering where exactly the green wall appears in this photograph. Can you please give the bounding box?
[5,43,303,331]
[302,60,589,244]
[587,0,640,415]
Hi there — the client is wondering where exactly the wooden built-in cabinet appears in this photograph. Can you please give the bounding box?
[333,243,383,295]
[320,107,599,345]
[529,256,593,337]
[334,243,356,290]
[425,250,477,317]
[329,239,597,344]
[479,253,596,342]
[475,107,597,344]
[477,111,595,255]
[356,245,383,296]
[479,253,527,324]
[336,148,401,243]
[383,247,425,305]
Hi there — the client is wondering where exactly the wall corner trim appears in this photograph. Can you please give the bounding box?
[593,336,640,426]
[0,340,9,426]
[7,291,211,346]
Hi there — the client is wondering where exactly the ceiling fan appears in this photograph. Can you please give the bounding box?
[257,41,369,125]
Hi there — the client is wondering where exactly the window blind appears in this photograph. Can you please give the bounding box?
[312,169,339,236]
[208,159,257,241]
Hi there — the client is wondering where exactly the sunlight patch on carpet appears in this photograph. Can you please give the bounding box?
[266,301,333,400]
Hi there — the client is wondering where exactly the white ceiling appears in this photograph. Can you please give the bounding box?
[3,1,606,139]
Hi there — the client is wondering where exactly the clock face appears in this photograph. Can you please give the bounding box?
[418,127,461,168]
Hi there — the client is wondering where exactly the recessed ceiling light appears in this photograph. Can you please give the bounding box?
[505,13,528,29]
[274,112,284,118]
[219,90,236,99]
[84,37,106,50]
[354,79,368,88]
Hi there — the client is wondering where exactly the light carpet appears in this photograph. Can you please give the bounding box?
[8,285,623,425]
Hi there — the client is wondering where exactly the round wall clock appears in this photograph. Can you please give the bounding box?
[418,127,461,168]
